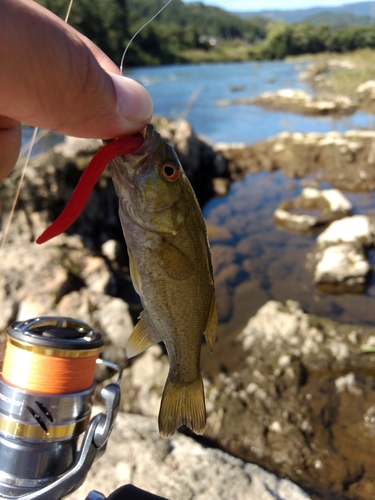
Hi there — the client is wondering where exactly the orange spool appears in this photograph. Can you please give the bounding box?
[2,318,104,395]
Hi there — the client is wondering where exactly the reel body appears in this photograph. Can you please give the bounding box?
[0,317,121,499]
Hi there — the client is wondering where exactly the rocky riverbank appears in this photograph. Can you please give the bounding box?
[68,410,311,500]
[1,120,375,499]
[118,300,375,500]
[216,129,375,192]
[217,89,358,116]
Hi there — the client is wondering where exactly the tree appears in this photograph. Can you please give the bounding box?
[36,0,130,63]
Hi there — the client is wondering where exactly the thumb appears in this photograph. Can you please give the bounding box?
[0,0,153,140]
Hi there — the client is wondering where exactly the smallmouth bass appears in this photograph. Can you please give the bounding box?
[109,124,217,438]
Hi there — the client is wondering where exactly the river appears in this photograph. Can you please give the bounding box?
[24,60,375,329]
[128,60,372,143]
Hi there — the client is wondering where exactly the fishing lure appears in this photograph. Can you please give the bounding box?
[36,134,144,244]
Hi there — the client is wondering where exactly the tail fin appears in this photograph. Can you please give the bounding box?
[158,375,206,438]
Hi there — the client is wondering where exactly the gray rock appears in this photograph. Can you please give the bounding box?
[275,188,352,232]
[217,89,358,116]
[68,410,311,500]
[110,299,375,499]
[53,136,102,158]
[306,216,375,292]
[356,80,375,101]
[216,130,375,192]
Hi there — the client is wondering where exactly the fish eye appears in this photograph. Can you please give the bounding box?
[161,162,179,182]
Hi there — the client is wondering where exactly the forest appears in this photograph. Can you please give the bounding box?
[36,0,375,65]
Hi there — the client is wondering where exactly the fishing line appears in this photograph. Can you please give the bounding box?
[0,127,38,252]
[2,337,101,394]
[0,0,74,251]
[120,0,174,72]
[20,129,49,156]
[64,0,74,23]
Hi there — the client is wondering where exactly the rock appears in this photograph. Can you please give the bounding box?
[275,187,352,232]
[311,243,370,291]
[101,239,120,261]
[207,301,375,500]
[357,80,375,101]
[306,216,375,293]
[217,88,358,116]
[216,129,375,192]
[67,410,312,500]
[120,345,168,420]
[53,136,102,158]
[0,233,135,368]
[0,238,78,328]
[117,300,375,500]
[57,289,134,368]
[315,215,374,249]
[328,59,356,70]
[80,255,114,294]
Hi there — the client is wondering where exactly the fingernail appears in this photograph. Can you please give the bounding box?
[111,74,153,123]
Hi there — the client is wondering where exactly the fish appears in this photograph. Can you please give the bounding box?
[108,124,217,438]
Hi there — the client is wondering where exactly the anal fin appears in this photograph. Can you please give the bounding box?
[126,311,160,359]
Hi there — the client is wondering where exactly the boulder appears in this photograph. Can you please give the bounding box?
[68,411,311,500]
[216,89,358,116]
[0,236,134,367]
[116,300,375,500]
[306,216,375,293]
[216,130,375,192]
[356,80,375,101]
[275,187,352,232]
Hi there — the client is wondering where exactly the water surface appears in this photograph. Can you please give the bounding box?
[128,60,372,143]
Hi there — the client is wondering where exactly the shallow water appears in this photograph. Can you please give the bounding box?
[128,60,373,143]
[203,171,375,332]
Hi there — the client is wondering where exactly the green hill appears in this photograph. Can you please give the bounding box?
[127,0,267,42]
[239,1,375,24]
[35,0,267,65]
[34,0,375,66]
[304,11,373,29]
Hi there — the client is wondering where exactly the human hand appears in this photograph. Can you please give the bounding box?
[0,0,153,180]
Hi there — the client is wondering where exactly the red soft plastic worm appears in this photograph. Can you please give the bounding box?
[36,134,144,244]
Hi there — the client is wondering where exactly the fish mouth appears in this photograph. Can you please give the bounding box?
[129,123,159,165]
[144,123,155,141]
[108,124,159,193]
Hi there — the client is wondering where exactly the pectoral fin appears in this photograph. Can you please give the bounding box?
[126,311,160,358]
[128,251,141,295]
[204,296,218,353]
[151,241,194,280]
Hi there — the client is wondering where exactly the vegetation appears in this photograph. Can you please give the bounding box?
[37,0,131,63]
[36,0,267,65]
[36,0,375,66]
[250,22,375,61]
[298,48,375,101]
[304,12,373,30]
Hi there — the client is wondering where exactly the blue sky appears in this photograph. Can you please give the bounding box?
[184,0,370,12]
